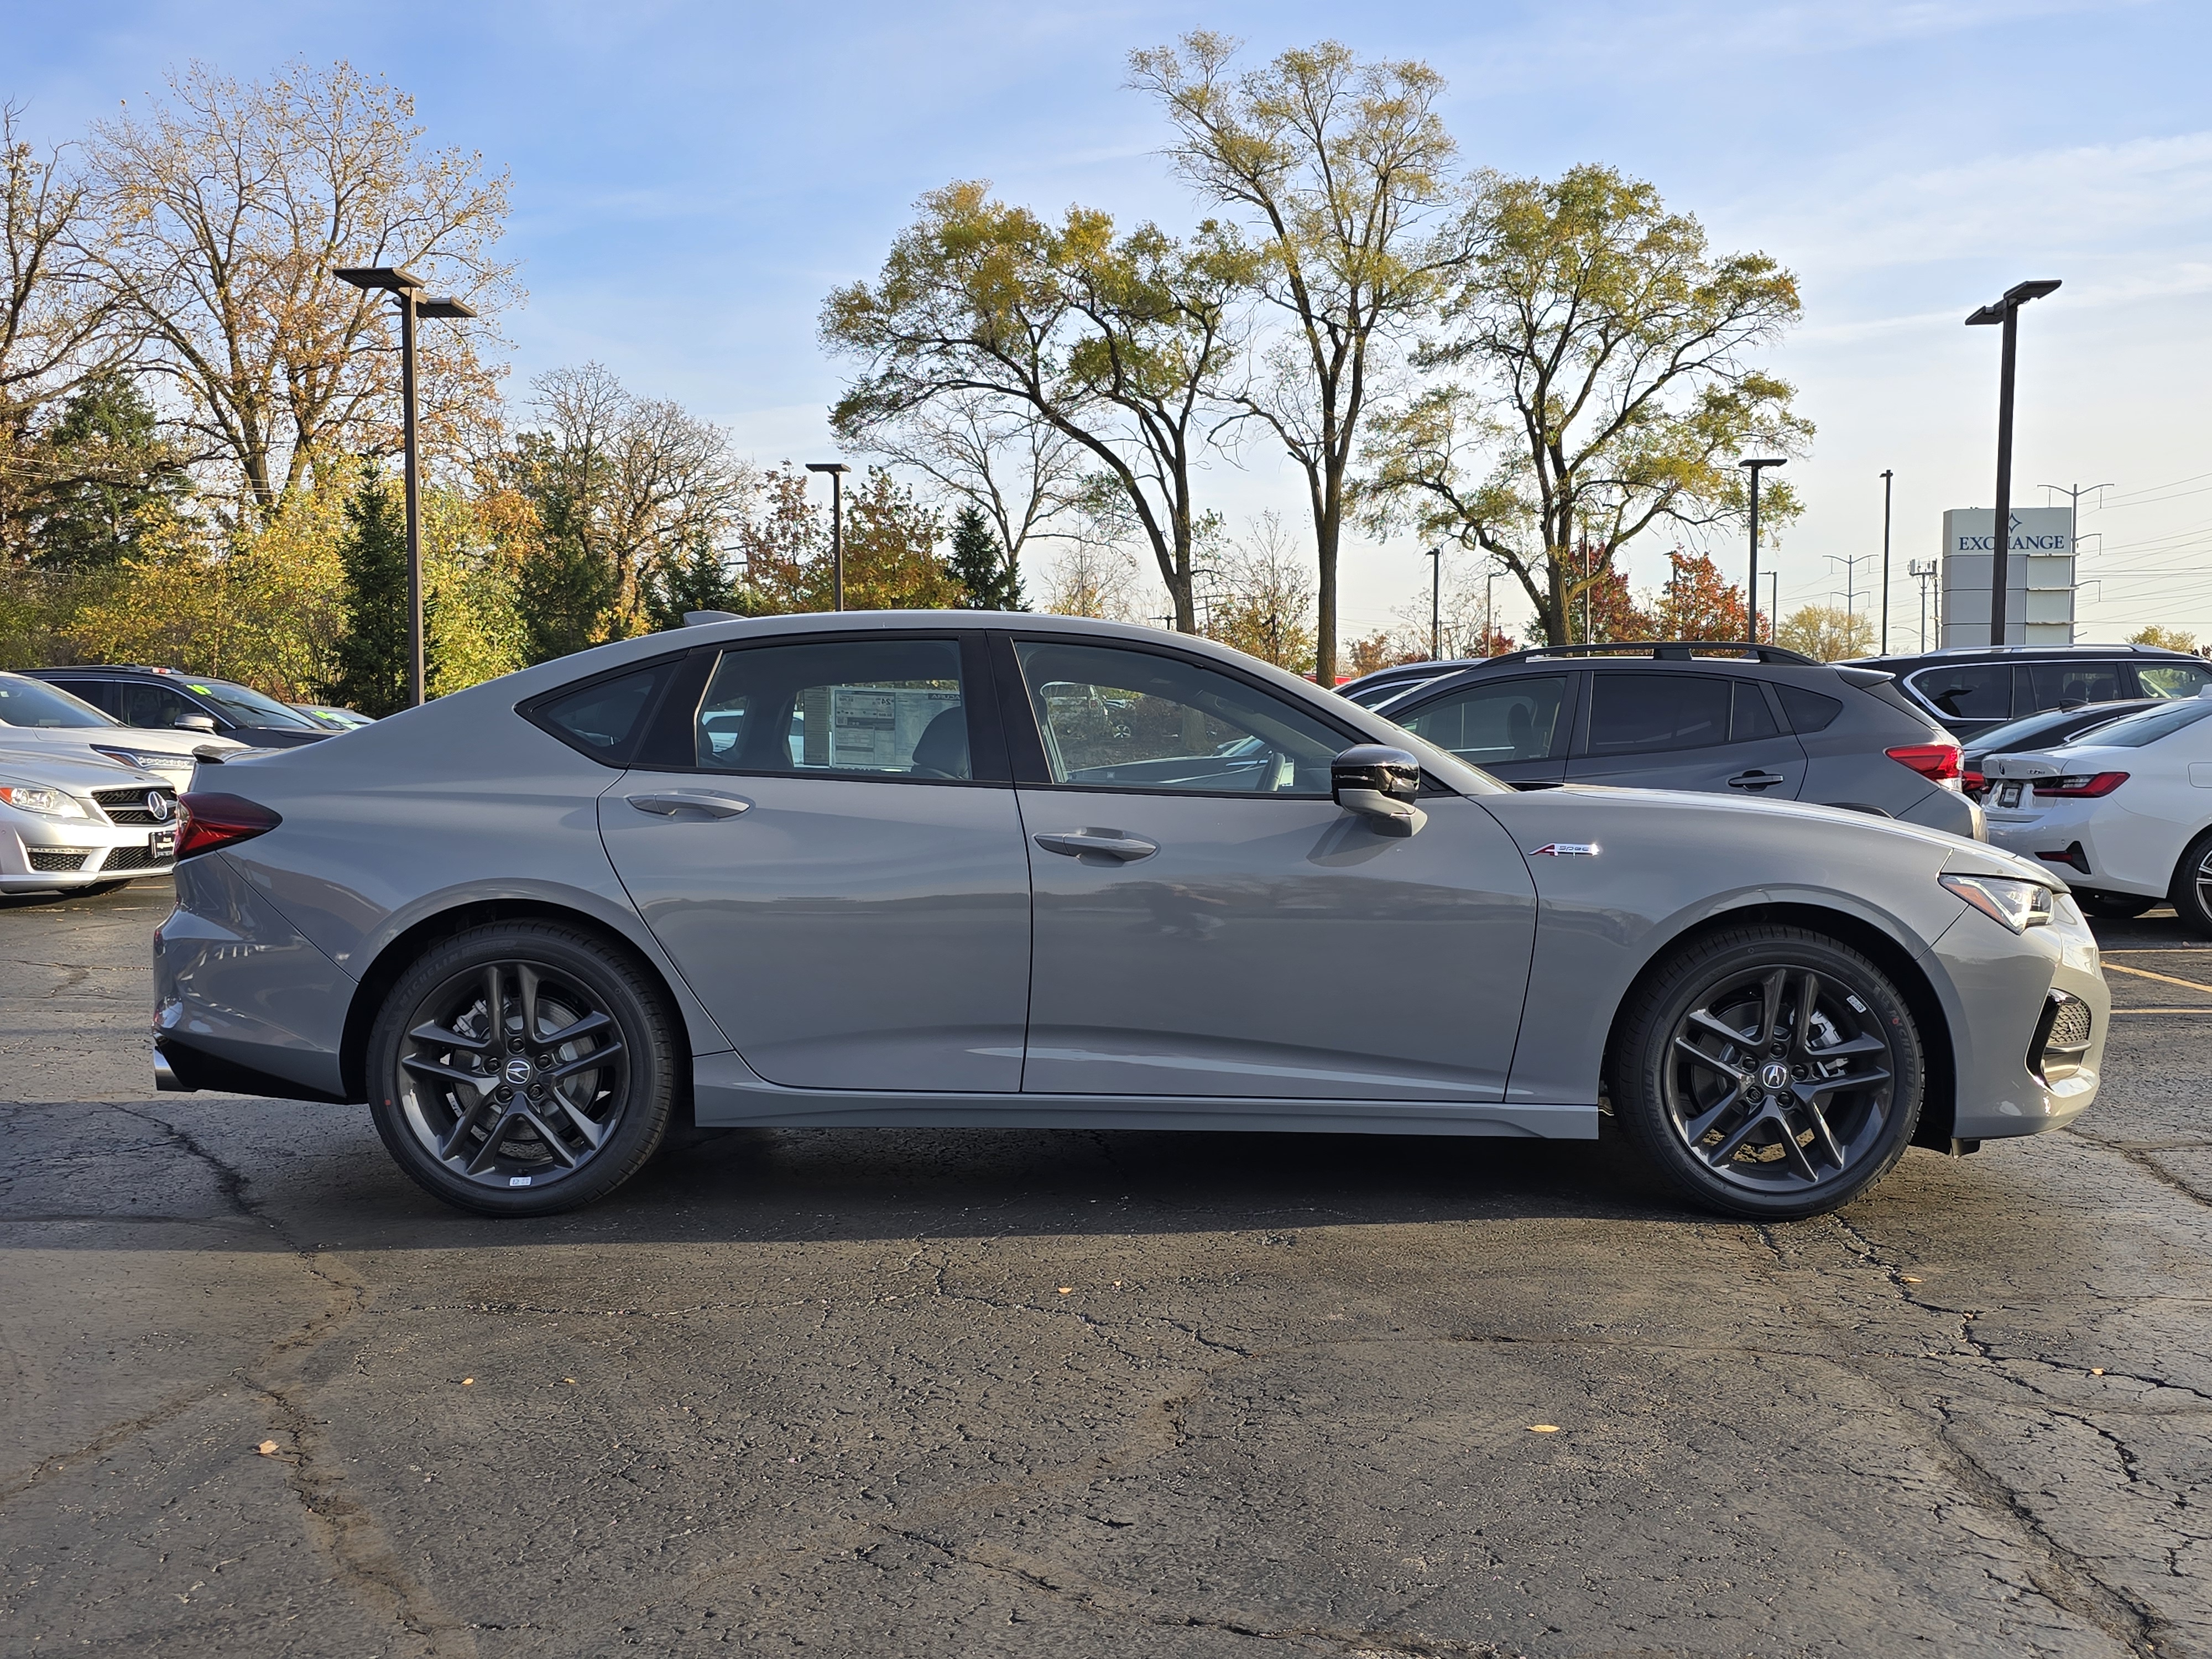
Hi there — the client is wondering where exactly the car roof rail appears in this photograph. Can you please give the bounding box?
[1861,643,2192,660]
[1458,640,1823,670]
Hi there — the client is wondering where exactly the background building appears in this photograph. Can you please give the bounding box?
[1940,508,2075,646]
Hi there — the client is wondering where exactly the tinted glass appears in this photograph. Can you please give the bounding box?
[1776,684,1842,733]
[2138,662,2212,698]
[1396,676,1565,765]
[0,675,115,728]
[2074,700,2212,749]
[693,639,967,778]
[1586,674,1731,756]
[536,665,668,758]
[117,681,208,731]
[1731,681,1780,740]
[1969,705,2122,756]
[1911,665,2011,719]
[175,677,321,728]
[1016,641,1343,794]
[1347,674,1439,708]
[2029,661,2125,711]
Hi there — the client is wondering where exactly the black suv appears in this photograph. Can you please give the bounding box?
[1338,640,1978,838]
[28,666,332,748]
[1844,643,2212,742]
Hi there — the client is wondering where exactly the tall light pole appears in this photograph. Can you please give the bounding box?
[1738,457,1786,643]
[1879,469,1894,654]
[333,267,476,708]
[1965,278,2061,645]
[805,462,852,611]
[1425,546,1443,660]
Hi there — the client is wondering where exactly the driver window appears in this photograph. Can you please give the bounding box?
[1013,640,1343,795]
[693,639,969,779]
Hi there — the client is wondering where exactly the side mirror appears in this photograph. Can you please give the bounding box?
[1332,744,1426,834]
[172,714,217,732]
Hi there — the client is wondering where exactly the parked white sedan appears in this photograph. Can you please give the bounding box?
[1984,689,2212,927]
[0,671,244,782]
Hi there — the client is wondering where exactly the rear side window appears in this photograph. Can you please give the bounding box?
[1395,675,1567,764]
[528,661,677,763]
[692,638,969,778]
[2138,661,2212,699]
[1776,684,1843,733]
[2029,661,2125,711]
[1585,674,1730,755]
[1911,665,2011,720]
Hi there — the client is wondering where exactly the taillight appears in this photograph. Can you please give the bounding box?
[1963,769,1986,798]
[2033,771,2129,799]
[1886,742,1964,789]
[176,792,282,859]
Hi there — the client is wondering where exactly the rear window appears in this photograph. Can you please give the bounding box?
[528,661,678,763]
[2075,700,2212,749]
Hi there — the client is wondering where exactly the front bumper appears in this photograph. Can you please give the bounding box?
[1930,893,2109,1140]
[0,817,175,889]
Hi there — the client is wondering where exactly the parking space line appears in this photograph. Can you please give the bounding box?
[2110,1007,2212,1014]
[2101,962,2212,997]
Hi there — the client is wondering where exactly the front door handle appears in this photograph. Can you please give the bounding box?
[1033,830,1159,862]
[1727,770,1788,791]
[627,790,752,818]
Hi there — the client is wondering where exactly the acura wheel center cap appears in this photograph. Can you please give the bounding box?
[504,1058,533,1086]
[1759,1061,1792,1093]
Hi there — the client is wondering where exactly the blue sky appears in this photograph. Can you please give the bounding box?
[13,1,2212,644]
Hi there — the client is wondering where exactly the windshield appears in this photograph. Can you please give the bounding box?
[178,677,321,728]
[2068,700,2212,750]
[0,674,118,728]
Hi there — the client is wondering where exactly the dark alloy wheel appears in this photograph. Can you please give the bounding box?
[1613,925,1924,1220]
[2169,831,2212,939]
[368,923,676,1216]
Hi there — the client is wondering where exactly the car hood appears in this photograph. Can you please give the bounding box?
[1551,782,2054,884]
[0,724,245,758]
[0,746,170,792]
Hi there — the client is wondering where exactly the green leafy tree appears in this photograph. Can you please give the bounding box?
[1363,164,1809,646]
[1776,604,1874,662]
[945,504,1023,609]
[642,531,738,632]
[327,464,410,715]
[516,482,622,664]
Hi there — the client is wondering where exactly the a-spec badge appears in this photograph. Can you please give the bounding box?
[1530,842,1599,857]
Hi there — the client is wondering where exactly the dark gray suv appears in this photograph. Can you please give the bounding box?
[1350,641,1980,838]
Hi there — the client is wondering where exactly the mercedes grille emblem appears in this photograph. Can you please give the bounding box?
[146,791,173,822]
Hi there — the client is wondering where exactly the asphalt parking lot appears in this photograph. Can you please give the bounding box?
[4,881,2210,1658]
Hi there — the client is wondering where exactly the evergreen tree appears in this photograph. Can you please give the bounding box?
[25,372,188,571]
[641,531,738,632]
[943,504,1024,610]
[328,465,412,716]
[517,485,622,664]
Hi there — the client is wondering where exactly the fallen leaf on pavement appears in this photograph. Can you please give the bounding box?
[462,1378,474,1386]
[1057,1287,1072,1295]
[1527,1425,1559,1433]
[256,1441,278,1456]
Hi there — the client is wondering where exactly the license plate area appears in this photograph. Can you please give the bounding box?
[1998,781,2023,808]
[150,828,175,857]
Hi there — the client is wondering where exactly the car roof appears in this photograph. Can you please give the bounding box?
[1850,644,2195,668]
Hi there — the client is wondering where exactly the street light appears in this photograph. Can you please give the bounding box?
[333,266,477,707]
[1424,546,1443,660]
[1737,457,1786,643]
[1879,469,1894,654]
[805,462,852,611]
[1965,278,2061,645]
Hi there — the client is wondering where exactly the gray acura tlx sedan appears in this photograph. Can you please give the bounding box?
[155,612,2109,1222]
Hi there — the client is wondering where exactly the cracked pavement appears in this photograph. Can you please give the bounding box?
[3,881,2211,1656]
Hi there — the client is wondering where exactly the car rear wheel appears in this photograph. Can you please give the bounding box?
[1610,925,1923,1220]
[2168,831,2212,938]
[367,922,677,1216]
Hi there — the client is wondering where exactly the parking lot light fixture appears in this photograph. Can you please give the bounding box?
[333,267,479,707]
[1738,458,1786,643]
[806,463,853,611]
[1965,279,2062,646]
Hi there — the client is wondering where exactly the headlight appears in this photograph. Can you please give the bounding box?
[1942,872,2054,933]
[0,785,89,818]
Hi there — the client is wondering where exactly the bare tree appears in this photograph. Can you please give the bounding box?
[843,390,1082,598]
[85,60,518,515]
[1130,34,1470,683]
[0,106,117,421]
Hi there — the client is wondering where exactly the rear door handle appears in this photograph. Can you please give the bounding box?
[627,790,752,818]
[1033,830,1159,862]
[1727,770,1788,791]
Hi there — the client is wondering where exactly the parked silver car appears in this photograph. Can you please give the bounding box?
[154,613,2107,1222]
[0,748,178,893]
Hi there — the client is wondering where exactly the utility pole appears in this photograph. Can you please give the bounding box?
[1483,570,1495,656]
[1965,279,2062,644]
[1879,469,1894,654]
[1425,546,1442,660]
[805,462,852,610]
[1909,559,1939,650]
[2040,481,2110,648]
[1766,572,1780,646]
[1738,458,1786,642]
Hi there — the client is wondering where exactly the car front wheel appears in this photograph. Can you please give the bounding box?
[367,922,677,1216]
[1611,925,1924,1220]
[2168,831,2212,938]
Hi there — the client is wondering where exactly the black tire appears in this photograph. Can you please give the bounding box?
[1610,925,1924,1221]
[2169,830,2212,938]
[367,922,677,1217]
[2077,891,2156,920]
[79,879,134,897]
